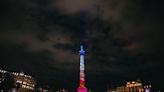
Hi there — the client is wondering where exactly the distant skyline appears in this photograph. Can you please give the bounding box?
[0,0,164,92]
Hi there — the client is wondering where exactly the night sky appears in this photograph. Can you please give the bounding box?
[0,0,164,91]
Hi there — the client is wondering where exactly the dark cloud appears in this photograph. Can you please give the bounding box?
[0,0,164,91]
[53,0,100,15]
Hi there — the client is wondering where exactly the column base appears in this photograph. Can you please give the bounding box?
[77,87,87,92]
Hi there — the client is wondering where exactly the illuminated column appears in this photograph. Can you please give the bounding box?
[77,45,87,92]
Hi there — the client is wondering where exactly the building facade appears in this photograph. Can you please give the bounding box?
[126,80,144,92]
[107,80,146,92]
[116,86,128,92]
[13,72,36,92]
[0,69,36,92]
